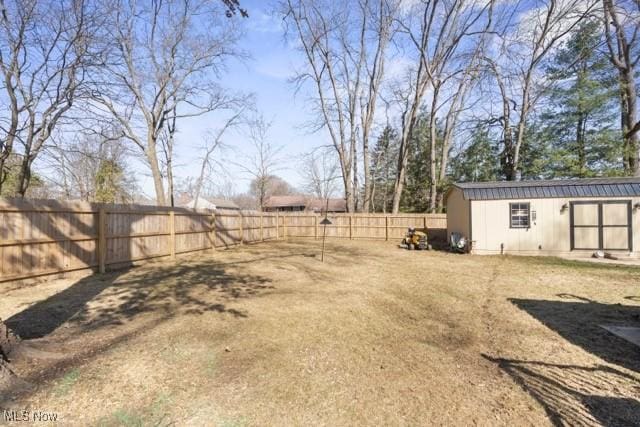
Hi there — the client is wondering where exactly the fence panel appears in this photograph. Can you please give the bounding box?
[281,213,447,242]
[214,211,241,247]
[0,198,447,282]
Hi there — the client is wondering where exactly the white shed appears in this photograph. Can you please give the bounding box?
[445,178,640,258]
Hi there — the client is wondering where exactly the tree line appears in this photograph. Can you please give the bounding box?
[282,0,639,213]
[0,0,249,205]
[0,0,638,214]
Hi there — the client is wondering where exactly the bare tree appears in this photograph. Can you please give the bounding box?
[603,0,640,175]
[192,109,245,209]
[359,0,395,212]
[300,146,340,201]
[236,115,284,211]
[282,0,395,212]
[431,62,484,211]
[389,0,493,213]
[0,0,100,196]
[159,105,178,206]
[93,0,244,205]
[43,131,137,202]
[486,0,597,180]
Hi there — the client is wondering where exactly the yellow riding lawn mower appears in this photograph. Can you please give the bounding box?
[399,227,431,250]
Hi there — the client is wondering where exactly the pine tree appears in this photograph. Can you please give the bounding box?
[539,19,620,177]
[450,125,499,182]
[399,110,447,212]
[370,126,399,213]
[94,159,125,203]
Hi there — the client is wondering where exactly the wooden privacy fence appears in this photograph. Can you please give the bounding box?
[0,199,279,283]
[0,198,446,282]
[281,212,447,241]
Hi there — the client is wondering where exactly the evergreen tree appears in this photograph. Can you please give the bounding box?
[94,159,126,203]
[402,112,430,212]
[518,124,554,179]
[539,20,620,177]
[450,125,499,182]
[399,110,448,212]
[370,126,399,213]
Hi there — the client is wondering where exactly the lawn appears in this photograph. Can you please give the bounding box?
[1,240,639,426]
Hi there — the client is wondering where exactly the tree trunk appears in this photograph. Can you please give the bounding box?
[392,103,421,214]
[498,85,515,180]
[353,140,359,212]
[259,179,267,212]
[167,164,175,207]
[427,84,441,213]
[348,137,357,213]
[621,68,639,175]
[576,114,586,177]
[604,0,640,176]
[15,155,34,198]
[146,135,167,206]
[511,94,530,181]
[0,318,19,386]
[0,318,18,361]
[362,137,371,213]
[0,107,18,196]
[0,156,8,195]
[167,140,175,207]
[345,166,355,213]
[391,135,410,214]
[383,161,391,214]
[436,131,454,212]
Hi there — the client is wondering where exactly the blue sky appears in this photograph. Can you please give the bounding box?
[138,0,327,199]
[127,0,544,200]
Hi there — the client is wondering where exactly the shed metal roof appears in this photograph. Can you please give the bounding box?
[454,177,640,200]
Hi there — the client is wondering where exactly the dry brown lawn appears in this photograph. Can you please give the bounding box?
[1,240,640,426]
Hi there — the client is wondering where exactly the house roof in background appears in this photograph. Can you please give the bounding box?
[453,177,640,200]
[181,197,239,210]
[264,195,346,211]
[208,198,240,209]
[306,198,346,211]
[263,195,307,208]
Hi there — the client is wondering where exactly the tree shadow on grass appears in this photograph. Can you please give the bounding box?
[0,250,283,403]
[509,296,640,373]
[6,255,277,339]
[0,239,368,403]
[5,239,361,342]
[483,356,640,427]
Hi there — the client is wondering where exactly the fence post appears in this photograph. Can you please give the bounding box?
[314,215,318,240]
[276,212,280,240]
[283,214,288,239]
[210,211,216,251]
[169,211,176,260]
[424,215,427,230]
[349,215,353,240]
[239,211,244,245]
[385,215,389,241]
[260,212,264,242]
[98,208,107,273]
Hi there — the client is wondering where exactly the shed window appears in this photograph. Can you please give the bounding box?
[510,203,530,228]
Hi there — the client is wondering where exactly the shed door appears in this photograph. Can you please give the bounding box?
[570,201,632,251]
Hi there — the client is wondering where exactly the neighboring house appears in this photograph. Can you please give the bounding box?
[445,177,640,258]
[263,195,347,213]
[181,197,240,211]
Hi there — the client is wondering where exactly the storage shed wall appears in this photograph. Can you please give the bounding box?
[470,196,640,257]
[445,187,470,241]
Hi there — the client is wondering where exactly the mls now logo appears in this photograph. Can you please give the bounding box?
[3,410,58,422]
